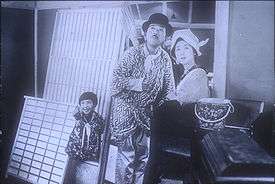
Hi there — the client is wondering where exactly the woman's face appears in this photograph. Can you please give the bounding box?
[174,40,195,65]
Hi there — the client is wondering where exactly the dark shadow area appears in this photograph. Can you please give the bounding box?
[1,7,34,182]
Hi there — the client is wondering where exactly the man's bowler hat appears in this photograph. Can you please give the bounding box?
[142,13,173,36]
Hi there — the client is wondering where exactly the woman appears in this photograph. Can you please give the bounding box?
[170,29,210,104]
[150,29,210,182]
[158,29,210,130]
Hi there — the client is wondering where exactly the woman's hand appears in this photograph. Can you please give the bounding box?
[166,91,178,101]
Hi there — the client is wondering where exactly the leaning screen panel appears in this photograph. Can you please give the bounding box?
[6,96,76,184]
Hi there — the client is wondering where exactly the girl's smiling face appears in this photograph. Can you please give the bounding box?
[80,99,95,114]
[174,40,195,66]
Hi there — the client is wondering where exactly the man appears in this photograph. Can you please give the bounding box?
[110,13,175,184]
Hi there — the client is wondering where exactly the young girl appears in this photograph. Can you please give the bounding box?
[65,92,105,184]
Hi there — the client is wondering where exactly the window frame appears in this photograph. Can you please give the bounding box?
[133,1,229,98]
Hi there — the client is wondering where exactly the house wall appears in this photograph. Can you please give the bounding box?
[1,7,34,180]
[226,0,274,155]
[227,1,274,103]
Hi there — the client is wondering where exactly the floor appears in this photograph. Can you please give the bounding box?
[160,178,183,184]
[104,179,184,184]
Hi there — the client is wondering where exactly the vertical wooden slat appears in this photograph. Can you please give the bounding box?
[78,13,84,58]
[54,11,62,99]
[84,13,92,58]
[59,12,67,102]
[34,9,38,97]
[93,12,103,94]
[60,12,68,57]
[96,12,108,110]
[44,11,58,98]
[82,13,89,59]
[61,57,68,102]
[188,1,193,24]
[68,12,75,58]
[61,12,68,58]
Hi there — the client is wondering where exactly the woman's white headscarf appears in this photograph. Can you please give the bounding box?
[170,29,209,59]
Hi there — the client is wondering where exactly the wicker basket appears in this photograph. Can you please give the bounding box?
[195,98,234,130]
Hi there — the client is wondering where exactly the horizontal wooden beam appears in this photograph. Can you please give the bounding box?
[171,22,215,29]
[136,19,215,29]
[1,1,181,10]
[35,1,130,10]
[1,1,131,10]
[1,1,36,10]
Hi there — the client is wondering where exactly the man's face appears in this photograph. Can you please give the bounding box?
[145,24,166,47]
[80,99,95,114]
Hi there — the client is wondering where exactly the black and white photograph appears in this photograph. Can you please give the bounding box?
[1,1,274,184]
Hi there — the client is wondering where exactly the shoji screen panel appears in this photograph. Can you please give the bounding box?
[6,96,75,184]
[43,8,125,118]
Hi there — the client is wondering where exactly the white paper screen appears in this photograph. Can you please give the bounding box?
[7,96,76,184]
[43,8,125,119]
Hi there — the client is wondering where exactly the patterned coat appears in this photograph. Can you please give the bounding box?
[176,67,209,104]
[65,111,105,161]
[111,44,175,140]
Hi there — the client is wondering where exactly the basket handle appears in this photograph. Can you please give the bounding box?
[194,101,234,123]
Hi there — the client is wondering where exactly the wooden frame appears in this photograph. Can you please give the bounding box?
[213,1,230,98]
